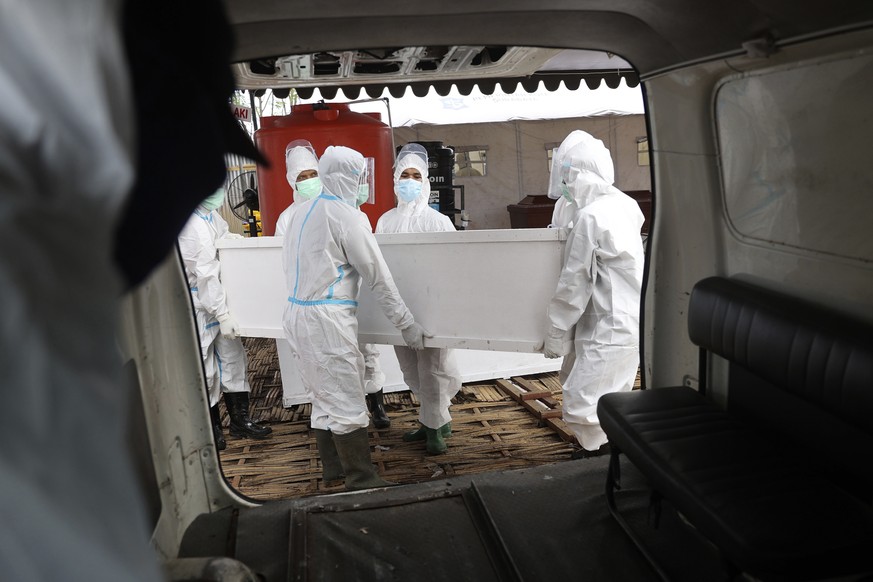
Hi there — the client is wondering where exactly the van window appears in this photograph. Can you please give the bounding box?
[715,51,873,262]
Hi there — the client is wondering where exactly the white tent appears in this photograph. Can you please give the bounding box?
[295,79,644,127]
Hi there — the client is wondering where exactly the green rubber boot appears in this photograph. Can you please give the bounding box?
[426,426,448,455]
[333,427,394,491]
[403,422,452,442]
[313,429,344,482]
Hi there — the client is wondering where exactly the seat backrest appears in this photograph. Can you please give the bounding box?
[687,277,873,493]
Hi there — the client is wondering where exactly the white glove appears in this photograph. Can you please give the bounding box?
[223,233,245,240]
[400,322,431,351]
[217,312,240,339]
[541,326,571,359]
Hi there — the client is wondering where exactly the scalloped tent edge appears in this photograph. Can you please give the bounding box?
[289,71,639,101]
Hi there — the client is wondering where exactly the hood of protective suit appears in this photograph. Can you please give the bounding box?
[548,130,592,200]
[319,145,366,207]
[560,136,616,209]
[286,145,319,187]
[393,145,431,216]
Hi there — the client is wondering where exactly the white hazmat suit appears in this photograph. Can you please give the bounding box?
[376,144,460,453]
[178,195,272,444]
[282,146,426,490]
[282,146,426,435]
[542,133,644,452]
[0,2,162,579]
[276,143,390,426]
[178,200,250,406]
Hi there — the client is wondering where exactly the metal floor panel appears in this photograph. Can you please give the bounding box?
[180,457,728,582]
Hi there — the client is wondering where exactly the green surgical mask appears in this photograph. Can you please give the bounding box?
[356,184,370,206]
[295,176,321,200]
[560,182,573,203]
[201,188,226,211]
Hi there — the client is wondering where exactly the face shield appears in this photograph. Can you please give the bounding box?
[547,130,596,200]
[355,157,376,206]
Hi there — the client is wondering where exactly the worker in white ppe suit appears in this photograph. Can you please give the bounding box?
[376,143,460,454]
[282,145,429,490]
[276,142,392,429]
[178,188,273,449]
[539,132,644,456]
[275,140,322,237]
[0,3,164,580]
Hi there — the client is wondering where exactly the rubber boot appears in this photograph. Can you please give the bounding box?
[209,405,226,451]
[313,429,345,482]
[366,390,391,429]
[333,427,394,491]
[403,421,452,442]
[425,426,448,455]
[224,392,272,439]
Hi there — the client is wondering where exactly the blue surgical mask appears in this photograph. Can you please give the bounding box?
[395,179,422,203]
[356,184,370,206]
[560,182,573,203]
[295,176,321,200]
[200,188,226,211]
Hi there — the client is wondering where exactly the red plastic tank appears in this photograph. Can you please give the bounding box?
[254,103,395,235]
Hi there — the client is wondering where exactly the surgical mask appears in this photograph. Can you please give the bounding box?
[396,179,422,203]
[560,182,573,203]
[356,184,370,206]
[295,176,321,200]
[201,188,226,211]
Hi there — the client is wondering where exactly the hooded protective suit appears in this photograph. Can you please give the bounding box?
[275,141,321,237]
[178,198,250,407]
[376,145,460,433]
[542,133,644,451]
[282,146,424,435]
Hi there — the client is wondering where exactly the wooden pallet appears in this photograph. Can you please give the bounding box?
[494,376,579,445]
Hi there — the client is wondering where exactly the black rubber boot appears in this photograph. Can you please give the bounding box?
[224,392,272,439]
[313,429,344,482]
[366,390,391,429]
[209,405,226,451]
[402,421,452,442]
[333,427,394,491]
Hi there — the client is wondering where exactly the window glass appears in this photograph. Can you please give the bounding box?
[453,146,487,176]
[715,52,873,261]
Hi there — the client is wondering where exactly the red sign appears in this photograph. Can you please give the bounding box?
[232,104,252,122]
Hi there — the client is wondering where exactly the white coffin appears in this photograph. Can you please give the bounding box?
[216,228,567,350]
[216,229,567,405]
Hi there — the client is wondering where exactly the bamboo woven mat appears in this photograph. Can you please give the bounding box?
[218,338,639,501]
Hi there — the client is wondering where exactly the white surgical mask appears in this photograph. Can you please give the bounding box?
[395,179,422,203]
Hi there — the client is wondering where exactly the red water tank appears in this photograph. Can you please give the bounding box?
[254,103,395,235]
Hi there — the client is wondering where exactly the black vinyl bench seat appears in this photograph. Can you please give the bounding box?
[598,277,873,581]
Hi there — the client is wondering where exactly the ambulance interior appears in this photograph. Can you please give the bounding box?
[120,2,873,580]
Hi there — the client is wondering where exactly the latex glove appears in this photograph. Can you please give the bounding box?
[223,233,245,240]
[400,322,432,351]
[542,326,571,359]
[217,312,240,339]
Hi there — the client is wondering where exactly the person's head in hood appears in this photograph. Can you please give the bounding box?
[285,140,321,204]
[319,146,369,208]
[547,130,590,200]
[393,143,430,215]
[558,133,615,209]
